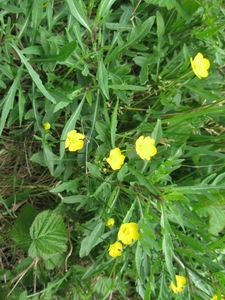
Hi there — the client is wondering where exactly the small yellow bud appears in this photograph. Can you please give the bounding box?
[43,122,51,130]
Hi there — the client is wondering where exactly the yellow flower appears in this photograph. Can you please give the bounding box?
[135,136,157,160]
[211,295,225,300]
[106,218,115,227]
[118,222,139,245]
[190,52,210,79]
[43,122,51,130]
[65,130,85,152]
[106,148,125,170]
[169,275,186,294]
[108,241,123,257]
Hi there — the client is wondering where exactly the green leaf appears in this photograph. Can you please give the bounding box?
[10,204,39,251]
[67,0,91,32]
[96,0,117,21]
[144,0,176,10]
[79,221,105,257]
[0,66,23,136]
[151,119,162,145]
[60,96,85,158]
[43,145,54,176]
[50,179,79,193]
[128,166,160,196]
[208,207,225,236]
[185,84,221,101]
[111,99,119,148]
[87,162,103,179]
[29,210,68,258]
[32,0,43,44]
[194,23,225,39]
[108,84,149,91]
[93,276,112,295]
[104,16,155,63]
[31,41,77,62]
[161,205,175,283]
[156,11,165,40]
[11,45,56,104]
[97,60,109,99]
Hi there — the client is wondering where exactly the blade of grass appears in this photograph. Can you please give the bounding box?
[11,44,56,104]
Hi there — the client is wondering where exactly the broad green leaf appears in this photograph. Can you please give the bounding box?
[60,96,85,158]
[61,195,88,204]
[10,204,39,251]
[29,210,68,258]
[0,65,22,136]
[111,99,119,148]
[79,221,105,257]
[11,45,56,104]
[67,0,91,32]
[97,60,109,99]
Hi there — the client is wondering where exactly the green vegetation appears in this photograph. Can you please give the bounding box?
[0,0,225,299]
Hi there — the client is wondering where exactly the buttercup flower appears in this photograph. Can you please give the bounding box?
[106,148,125,170]
[106,218,115,227]
[169,275,186,294]
[43,122,51,130]
[135,136,157,160]
[108,241,123,258]
[118,222,139,245]
[211,295,225,300]
[190,52,210,79]
[65,130,85,152]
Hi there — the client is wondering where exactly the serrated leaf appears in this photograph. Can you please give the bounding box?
[29,210,68,258]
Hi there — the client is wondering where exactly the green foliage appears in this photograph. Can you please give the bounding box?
[1,0,225,299]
